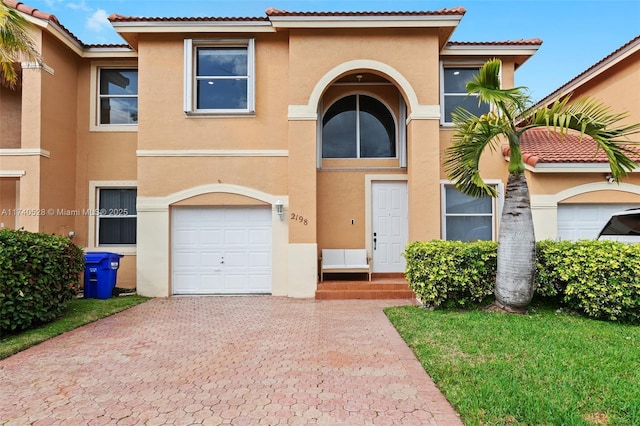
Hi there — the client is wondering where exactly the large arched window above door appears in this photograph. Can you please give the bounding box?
[322,94,396,159]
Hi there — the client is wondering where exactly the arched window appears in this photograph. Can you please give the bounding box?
[322,95,396,158]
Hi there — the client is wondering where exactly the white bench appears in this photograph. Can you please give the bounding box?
[320,249,371,281]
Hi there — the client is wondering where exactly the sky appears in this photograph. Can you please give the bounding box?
[23,0,640,102]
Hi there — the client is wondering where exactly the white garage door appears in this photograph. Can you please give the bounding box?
[172,206,272,295]
[557,203,640,241]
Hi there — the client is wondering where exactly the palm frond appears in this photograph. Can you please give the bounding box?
[445,108,506,198]
[524,97,640,180]
[0,3,42,88]
[466,58,532,117]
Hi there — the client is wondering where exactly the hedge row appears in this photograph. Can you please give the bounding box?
[404,240,497,308]
[0,229,84,334]
[404,240,640,323]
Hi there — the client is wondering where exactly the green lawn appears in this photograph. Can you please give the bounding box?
[385,304,640,426]
[0,295,149,360]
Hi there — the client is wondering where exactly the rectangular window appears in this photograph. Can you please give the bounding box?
[98,68,138,125]
[442,67,490,124]
[97,188,137,246]
[184,39,255,114]
[442,184,495,241]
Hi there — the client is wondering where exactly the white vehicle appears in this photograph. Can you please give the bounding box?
[597,208,640,242]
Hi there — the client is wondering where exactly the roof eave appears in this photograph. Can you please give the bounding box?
[82,46,137,59]
[534,36,640,108]
[111,20,276,34]
[268,15,464,29]
[520,161,638,173]
[20,12,85,55]
[19,8,136,58]
[441,44,541,68]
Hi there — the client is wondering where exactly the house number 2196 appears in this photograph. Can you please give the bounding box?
[290,213,309,225]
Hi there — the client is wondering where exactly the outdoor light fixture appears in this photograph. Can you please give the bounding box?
[275,200,284,221]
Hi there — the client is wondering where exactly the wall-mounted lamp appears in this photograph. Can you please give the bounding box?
[605,174,615,184]
[274,200,284,221]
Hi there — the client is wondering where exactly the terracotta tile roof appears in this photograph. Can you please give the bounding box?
[264,7,467,17]
[501,128,640,166]
[448,39,543,46]
[107,7,466,24]
[3,0,87,47]
[107,14,270,23]
[85,43,132,49]
[535,35,640,107]
[3,0,57,23]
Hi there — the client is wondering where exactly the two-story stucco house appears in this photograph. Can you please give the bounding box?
[2,1,637,299]
[507,35,640,241]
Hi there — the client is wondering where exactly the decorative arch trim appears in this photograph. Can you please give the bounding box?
[555,182,640,203]
[288,59,439,121]
[532,182,640,208]
[137,183,286,211]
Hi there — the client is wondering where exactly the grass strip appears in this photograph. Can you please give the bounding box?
[0,295,149,360]
[385,305,640,426]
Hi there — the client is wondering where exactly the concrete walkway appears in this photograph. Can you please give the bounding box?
[0,297,463,425]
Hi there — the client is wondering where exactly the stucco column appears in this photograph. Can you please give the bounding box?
[14,163,40,231]
[406,118,441,241]
[14,66,43,231]
[135,205,170,297]
[287,119,318,297]
[530,195,559,241]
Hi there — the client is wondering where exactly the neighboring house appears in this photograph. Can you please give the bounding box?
[505,35,640,241]
[1,1,545,297]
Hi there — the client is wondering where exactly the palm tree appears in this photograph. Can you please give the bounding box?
[0,1,42,89]
[445,58,640,313]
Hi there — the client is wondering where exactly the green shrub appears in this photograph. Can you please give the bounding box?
[404,240,497,308]
[536,239,640,323]
[0,229,84,334]
[534,239,573,298]
[405,239,640,323]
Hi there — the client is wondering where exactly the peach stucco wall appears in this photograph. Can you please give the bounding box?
[0,179,17,229]
[287,28,440,107]
[37,32,80,237]
[528,172,640,200]
[563,52,640,126]
[0,85,21,149]
[136,33,289,153]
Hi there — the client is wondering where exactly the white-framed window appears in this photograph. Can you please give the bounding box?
[321,94,397,159]
[96,188,137,246]
[98,68,138,125]
[89,61,138,132]
[184,39,255,115]
[441,65,491,125]
[441,183,502,241]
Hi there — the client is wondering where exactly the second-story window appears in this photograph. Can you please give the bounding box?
[184,39,255,114]
[442,67,490,124]
[322,94,396,159]
[99,68,138,125]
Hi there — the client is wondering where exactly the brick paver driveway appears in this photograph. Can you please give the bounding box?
[0,297,462,425]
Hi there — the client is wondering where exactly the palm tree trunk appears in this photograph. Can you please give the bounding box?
[494,172,536,313]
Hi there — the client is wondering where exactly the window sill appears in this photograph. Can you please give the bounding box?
[90,124,138,133]
[184,111,256,118]
[85,247,137,255]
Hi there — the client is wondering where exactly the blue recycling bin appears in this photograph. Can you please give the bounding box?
[83,252,124,299]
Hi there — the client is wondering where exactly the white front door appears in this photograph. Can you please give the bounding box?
[172,206,272,295]
[372,181,408,273]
